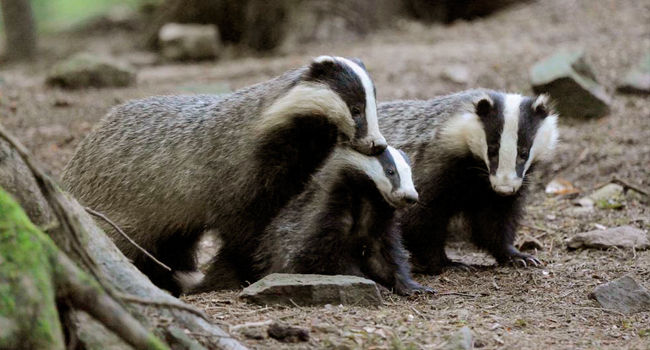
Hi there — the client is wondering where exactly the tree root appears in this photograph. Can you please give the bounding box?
[0,124,246,349]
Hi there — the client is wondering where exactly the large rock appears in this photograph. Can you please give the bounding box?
[617,54,650,95]
[46,53,136,89]
[240,273,382,306]
[567,225,649,250]
[591,276,650,315]
[530,49,611,118]
[158,23,220,61]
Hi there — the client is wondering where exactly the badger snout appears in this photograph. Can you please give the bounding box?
[489,173,522,195]
[392,189,419,207]
[353,135,387,156]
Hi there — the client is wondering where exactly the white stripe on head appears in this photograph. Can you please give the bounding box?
[490,94,523,194]
[524,112,559,173]
[387,146,416,196]
[337,57,385,146]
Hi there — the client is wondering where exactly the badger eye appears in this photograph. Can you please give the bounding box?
[519,150,529,159]
[351,106,361,115]
[386,169,395,176]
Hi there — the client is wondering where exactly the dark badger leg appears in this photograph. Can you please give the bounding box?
[364,223,435,295]
[136,229,203,296]
[400,205,456,274]
[468,195,541,267]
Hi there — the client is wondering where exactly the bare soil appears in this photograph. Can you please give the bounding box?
[1,0,648,348]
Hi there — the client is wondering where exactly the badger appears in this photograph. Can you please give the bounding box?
[62,56,386,296]
[233,145,431,296]
[378,89,559,273]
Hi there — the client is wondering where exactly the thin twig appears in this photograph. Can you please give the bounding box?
[230,320,273,332]
[611,177,649,196]
[521,223,553,234]
[85,207,172,272]
[437,292,487,298]
[117,292,210,321]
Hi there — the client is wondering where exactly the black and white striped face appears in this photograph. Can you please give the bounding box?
[341,146,418,207]
[470,93,559,195]
[305,56,387,155]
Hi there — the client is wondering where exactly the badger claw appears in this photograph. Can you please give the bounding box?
[395,279,436,296]
[448,261,476,272]
[513,258,527,267]
[411,285,436,295]
[504,245,543,268]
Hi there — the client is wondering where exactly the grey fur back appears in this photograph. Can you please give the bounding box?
[378,89,489,158]
[62,68,304,258]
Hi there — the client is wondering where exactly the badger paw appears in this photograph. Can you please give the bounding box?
[508,252,542,268]
[502,245,543,268]
[446,260,476,272]
[394,279,436,296]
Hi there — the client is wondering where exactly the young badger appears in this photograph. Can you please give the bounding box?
[378,89,558,273]
[252,145,431,295]
[62,56,387,296]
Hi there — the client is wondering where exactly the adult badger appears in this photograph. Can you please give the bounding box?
[62,56,386,296]
[242,145,430,295]
[378,89,558,273]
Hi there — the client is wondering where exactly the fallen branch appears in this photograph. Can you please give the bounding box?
[611,177,649,197]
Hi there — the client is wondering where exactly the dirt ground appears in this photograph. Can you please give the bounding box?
[1,0,649,349]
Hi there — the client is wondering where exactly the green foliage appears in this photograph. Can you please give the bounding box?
[0,0,159,33]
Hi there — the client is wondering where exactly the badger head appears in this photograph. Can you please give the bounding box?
[341,145,419,208]
[304,56,387,155]
[442,91,559,196]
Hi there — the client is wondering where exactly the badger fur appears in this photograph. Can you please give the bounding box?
[378,89,559,273]
[62,56,386,296]
[241,145,431,296]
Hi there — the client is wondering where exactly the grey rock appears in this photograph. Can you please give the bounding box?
[589,183,624,202]
[617,54,650,95]
[159,23,220,61]
[46,53,136,89]
[591,276,650,315]
[567,225,649,250]
[240,273,382,306]
[575,183,625,209]
[530,49,611,118]
[443,326,473,350]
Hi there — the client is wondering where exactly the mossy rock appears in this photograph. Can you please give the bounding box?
[46,53,136,89]
[0,188,64,349]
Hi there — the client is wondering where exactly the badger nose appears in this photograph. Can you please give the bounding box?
[404,195,418,205]
[402,191,419,205]
[370,140,387,155]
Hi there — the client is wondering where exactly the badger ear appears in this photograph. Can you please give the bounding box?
[349,57,367,70]
[532,93,555,117]
[474,95,494,118]
[308,56,338,79]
